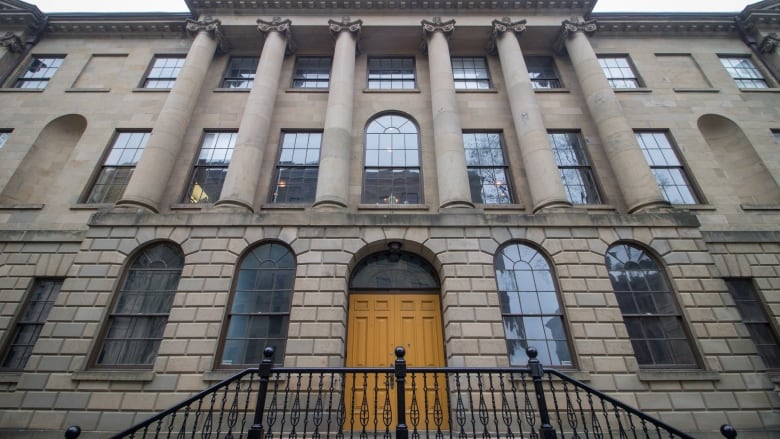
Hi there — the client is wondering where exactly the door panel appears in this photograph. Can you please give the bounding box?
[346,293,447,431]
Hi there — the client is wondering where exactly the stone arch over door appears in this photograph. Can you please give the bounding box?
[697,114,780,205]
[0,114,87,204]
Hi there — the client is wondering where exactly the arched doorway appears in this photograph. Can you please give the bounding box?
[346,244,446,429]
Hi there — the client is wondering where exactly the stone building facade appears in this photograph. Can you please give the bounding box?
[0,0,779,437]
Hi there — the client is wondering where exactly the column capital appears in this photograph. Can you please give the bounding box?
[420,17,455,53]
[0,32,23,53]
[329,17,363,53]
[487,17,526,55]
[186,17,229,53]
[257,17,296,55]
[760,32,779,53]
[554,18,597,53]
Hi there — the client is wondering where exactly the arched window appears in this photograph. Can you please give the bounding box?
[363,114,422,204]
[96,242,183,366]
[220,242,295,367]
[494,243,572,366]
[605,243,698,367]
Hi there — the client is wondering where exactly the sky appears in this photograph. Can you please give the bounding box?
[23,0,759,13]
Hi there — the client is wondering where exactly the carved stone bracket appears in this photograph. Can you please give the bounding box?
[420,17,456,53]
[328,17,363,53]
[186,17,230,53]
[258,17,296,55]
[554,18,597,54]
[0,32,23,53]
[487,17,527,55]
[759,33,779,53]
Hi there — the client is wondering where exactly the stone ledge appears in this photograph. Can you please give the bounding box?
[701,230,780,243]
[0,372,22,384]
[739,87,780,93]
[71,370,155,382]
[741,204,780,211]
[363,88,421,93]
[614,88,653,93]
[132,87,171,92]
[534,88,570,93]
[673,88,719,93]
[213,87,251,92]
[0,204,44,210]
[66,88,110,93]
[455,88,498,93]
[637,370,720,382]
[0,88,44,93]
[285,88,328,93]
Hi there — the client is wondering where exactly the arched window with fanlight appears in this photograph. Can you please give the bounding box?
[605,242,699,368]
[494,242,573,367]
[219,242,295,367]
[363,113,422,205]
[95,242,184,367]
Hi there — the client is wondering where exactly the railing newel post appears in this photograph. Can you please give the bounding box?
[527,347,557,439]
[64,425,81,438]
[720,424,737,438]
[395,346,409,439]
[248,346,276,439]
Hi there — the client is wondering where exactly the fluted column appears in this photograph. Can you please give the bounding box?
[422,17,474,209]
[118,18,226,212]
[491,18,571,212]
[313,17,362,209]
[559,19,667,213]
[216,17,293,211]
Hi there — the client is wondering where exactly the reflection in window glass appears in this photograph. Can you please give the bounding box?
[14,56,64,89]
[548,132,602,204]
[0,131,10,149]
[725,279,780,369]
[96,243,183,366]
[635,131,698,204]
[452,57,490,89]
[719,57,768,89]
[143,56,185,88]
[363,114,422,204]
[350,252,439,290]
[272,132,321,203]
[526,56,562,89]
[463,133,513,204]
[222,243,295,367]
[368,57,415,89]
[605,243,698,368]
[86,131,150,204]
[598,56,639,89]
[222,57,259,89]
[186,131,236,203]
[292,57,331,88]
[494,243,572,366]
[1,279,63,369]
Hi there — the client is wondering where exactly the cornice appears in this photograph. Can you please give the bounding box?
[42,13,192,36]
[0,0,45,31]
[591,13,739,36]
[186,0,594,13]
[740,0,780,29]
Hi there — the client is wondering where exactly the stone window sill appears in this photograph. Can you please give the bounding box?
[170,203,206,211]
[614,88,652,93]
[739,87,780,93]
[673,204,716,211]
[358,204,430,211]
[132,87,171,92]
[0,204,44,210]
[363,88,420,93]
[0,372,22,384]
[0,88,44,93]
[261,204,307,210]
[455,88,498,93]
[71,370,155,382]
[481,203,526,211]
[534,88,570,93]
[214,87,251,92]
[286,88,329,93]
[637,370,719,382]
[66,88,110,93]
[70,203,112,210]
[673,88,719,93]
[741,204,780,211]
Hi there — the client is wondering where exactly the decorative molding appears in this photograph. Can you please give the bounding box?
[487,17,526,55]
[186,16,229,53]
[760,32,779,53]
[44,16,189,36]
[186,0,595,11]
[328,16,362,37]
[554,18,597,53]
[0,31,22,52]
[420,16,455,53]
[257,17,295,55]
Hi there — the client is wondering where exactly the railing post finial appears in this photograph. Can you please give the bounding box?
[395,346,409,439]
[720,424,737,438]
[248,346,276,439]
[64,425,81,438]
[527,347,557,439]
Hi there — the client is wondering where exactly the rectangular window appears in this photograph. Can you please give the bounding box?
[635,131,699,205]
[0,130,10,149]
[774,130,780,144]
[14,56,64,89]
[292,57,331,89]
[452,57,490,90]
[143,56,185,89]
[463,132,513,204]
[598,56,640,89]
[186,131,236,203]
[525,56,562,89]
[222,57,258,89]
[85,131,150,204]
[1,279,63,370]
[725,279,780,369]
[272,132,321,203]
[719,56,768,89]
[548,132,602,205]
[367,57,415,89]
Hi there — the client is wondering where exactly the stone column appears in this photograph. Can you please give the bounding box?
[559,19,667,213]
[490,18,571,212]
[313,17,362,209]
[216,17,293,211]
[117,18,226,213]
[422,17,474,209]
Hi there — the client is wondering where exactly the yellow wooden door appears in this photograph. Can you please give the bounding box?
[346,293,447,431]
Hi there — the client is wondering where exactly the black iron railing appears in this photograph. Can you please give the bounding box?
[64,347,738,439]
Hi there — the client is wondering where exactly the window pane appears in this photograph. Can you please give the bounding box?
[719,57,768,89]
[292,57,331,88]
[143,56,185,88]
[1,279,63,369]
[222,243,294,366]
[548,132,601,204]
[635,131,698,205]
[598,56,639,89]
[14,56,64,89]
[86,132,150,204]
[186,131,236,204]
[605,243,698,367]
[96,243,183,366]
[725,279,780,369]
[272,132,321,203]
[526,56,562,89]
[363,115,422,204]
[495,243,571,366]
[368,57,415,89]
[222,57,258,89]
[452,57,490,89]
[464,133,513,204]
